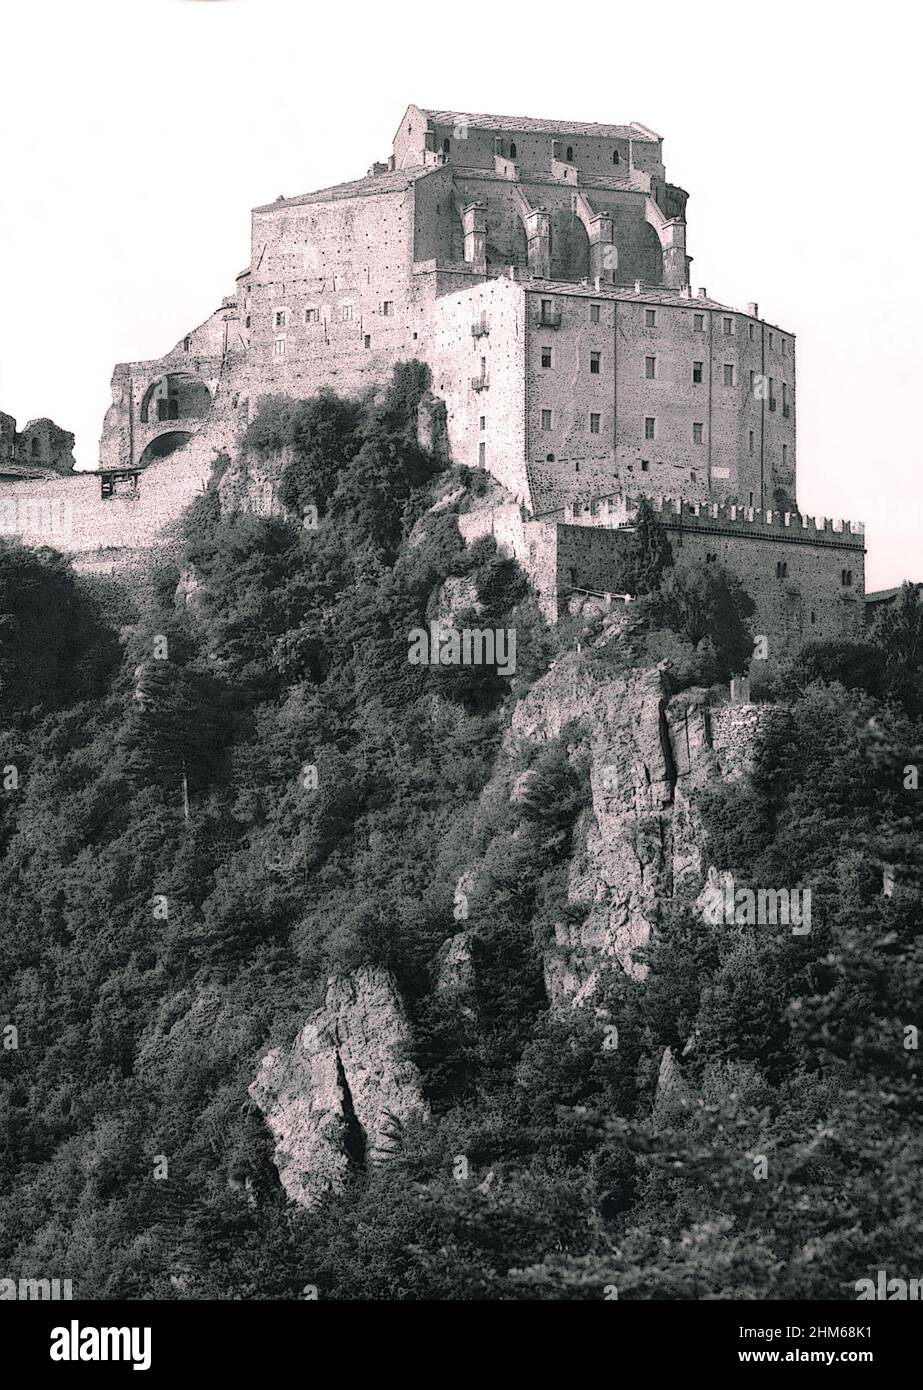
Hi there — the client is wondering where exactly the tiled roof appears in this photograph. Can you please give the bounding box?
[422,109,660,141]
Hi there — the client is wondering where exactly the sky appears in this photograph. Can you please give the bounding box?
[0,0,920,591]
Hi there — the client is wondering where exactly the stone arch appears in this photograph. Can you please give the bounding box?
[139,371,212,425]
[549,207,590,281]
[138,430,193,467]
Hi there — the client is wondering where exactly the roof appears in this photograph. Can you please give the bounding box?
[253,165,429,212]
[519,278,737,313]
[421,108,661,142]
[865,585,921,604]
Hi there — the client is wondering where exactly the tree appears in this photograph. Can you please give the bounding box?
[649,560,755,679]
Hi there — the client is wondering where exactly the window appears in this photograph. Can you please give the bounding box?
[782,381,790,415]
[690,471,696,482]
[640,459,649,471]
[541,409,552,431]
[509,142,517,158]
[590,413,601,434]
[613,149,620,164]
[782,443,788,467]
[645,355,656,379]
[566,145,574,161]
[750,369,756,390]
[645,309,656,327]
[723,316,733,335]
[768,332,774,348]
[644,416,656,440]
[273,337,286,357]
[694,313,704,331]
[749,429,755,454]
[692,361,703,384]
[479,415,486,430]
[723,363,735,386]
[749,323,755,341]
[590,351,601,374]
[590,303,601,324]
[479,442,486,466]
[183,336,191,352]
[749,491,754,507]
[305,307,319,323]
[706,552,718,564]
[546,452,555,462]
[776,561,788,579]
[340,303,355,321]
[382,301,394,316]
[782,338,787,355]
[275,310,287,329]
[245,315,251,328]
[541,346,552,368]
[442,137,450,153]
[841,569,853,587]
[693,422,704,444]
[364,335,371,348]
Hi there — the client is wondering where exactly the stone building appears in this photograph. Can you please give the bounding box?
[1,105,866,650]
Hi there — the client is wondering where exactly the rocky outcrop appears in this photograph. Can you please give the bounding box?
[217,446,287,519]
[249,967,428,1208]
[503,654,778,1004]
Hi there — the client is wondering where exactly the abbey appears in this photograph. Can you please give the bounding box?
[2,106,865,650]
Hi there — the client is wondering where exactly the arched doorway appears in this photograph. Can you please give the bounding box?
[138,431,193,467]
[140,372,212,425]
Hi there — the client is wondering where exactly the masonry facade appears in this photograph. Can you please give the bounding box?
[0,105,865,653]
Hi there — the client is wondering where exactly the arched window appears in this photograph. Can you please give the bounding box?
[442,137,450,154]
[509,142,517,158]
[612,149,620,165]
[566,145,574,162]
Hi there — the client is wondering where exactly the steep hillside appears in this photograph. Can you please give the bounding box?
[1,366,921,1300]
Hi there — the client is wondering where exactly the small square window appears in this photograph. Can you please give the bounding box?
[590,303,601,324]
[305,307,319,323]
[644,416,655,440]
[723,316,733,335]
[692,361,703,384]
[693,313,704,331]
[645,309,656,327]
[541,409,552,431]
[693,422,704,444]
[645,355,656,379]
[590,351,601,374]
[723,363,734,386]
[590,413,601,434]
[541,347,552,368]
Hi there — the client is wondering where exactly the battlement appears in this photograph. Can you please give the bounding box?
[563,493,865,546]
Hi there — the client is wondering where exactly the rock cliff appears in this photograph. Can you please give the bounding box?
[249,966,427,1208]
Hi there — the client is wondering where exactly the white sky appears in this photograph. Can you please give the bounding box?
[0,0,920,591]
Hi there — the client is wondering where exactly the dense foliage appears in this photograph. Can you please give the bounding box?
[0,369,920,1300]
